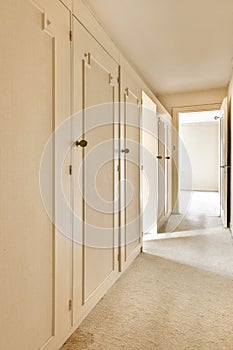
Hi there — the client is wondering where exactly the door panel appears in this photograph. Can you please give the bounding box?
[120,71,141,270]
[0,1,72,349]
[84,59,115,300]
[72,18,119,325]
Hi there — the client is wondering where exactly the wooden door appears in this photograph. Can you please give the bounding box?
[220,97,230,227]
[158,118,166,221]
[72,18,119,326]
[0,1,72,349]
[120,70,142,271]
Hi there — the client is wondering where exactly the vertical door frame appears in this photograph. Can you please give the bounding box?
[157,116,166,225]
[139,96,143,250]
[141,91,158,237]
[220,97,230,227]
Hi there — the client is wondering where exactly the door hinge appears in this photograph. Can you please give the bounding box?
[117,165,120,172]
[117,76,120,84]
[141,165,143,171]
[69,165,72,175]
[68,299,72,311]
[69,30,73,41]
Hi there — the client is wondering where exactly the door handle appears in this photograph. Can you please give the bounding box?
[220,165,230,169]
[121,148,130,154]
[165,156,171,160]
[75,140,88,148]
[157,155,163,159]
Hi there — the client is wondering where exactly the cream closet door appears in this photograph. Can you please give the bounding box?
[72,18,119,325]
[0,1,72,350]
[120,70,141,270]
[158,118,166,220]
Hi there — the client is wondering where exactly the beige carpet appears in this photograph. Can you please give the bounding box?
[158,213,222,233]
[158,192,222,233]
[61,227,233,350]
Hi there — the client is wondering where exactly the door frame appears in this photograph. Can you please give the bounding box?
[220,97,230,227]
[172,103,221,214]
[141,91,158,236]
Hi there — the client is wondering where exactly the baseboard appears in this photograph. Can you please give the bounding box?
[121,245,141,271]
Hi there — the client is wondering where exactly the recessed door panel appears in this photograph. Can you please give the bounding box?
[84,58,115,299]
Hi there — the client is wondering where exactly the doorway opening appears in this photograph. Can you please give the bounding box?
[176,110,222,232]
[179,110,221,214]
[157,107,228,236]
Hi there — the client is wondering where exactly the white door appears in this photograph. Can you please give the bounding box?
[72,19,119,325]
[157,118,166,221]
[0,1,72,349]
[220,97,230,227]
[142,92,158,235]
[120,70,142,270]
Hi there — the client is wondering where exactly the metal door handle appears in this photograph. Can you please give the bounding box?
[220,165,230,169]
[122,148,130,154]
[165,156,171,160]
[75,140,88,148]
[157,155,163,159]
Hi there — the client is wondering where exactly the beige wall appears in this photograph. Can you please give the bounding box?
[159,88,227,115]
[180,122,219,191]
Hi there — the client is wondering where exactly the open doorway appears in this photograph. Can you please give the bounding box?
[178,110,221,219]
[157,106,228,235]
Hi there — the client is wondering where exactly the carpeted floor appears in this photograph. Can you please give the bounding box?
[158,213,222,233]
[158,191,221,233]
[61,226,233,350]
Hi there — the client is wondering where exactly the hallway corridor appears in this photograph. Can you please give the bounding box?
[1,2,233,349]
[61,225,233,350]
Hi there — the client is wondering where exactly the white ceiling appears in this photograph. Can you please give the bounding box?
[84,0,233,95]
